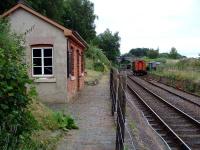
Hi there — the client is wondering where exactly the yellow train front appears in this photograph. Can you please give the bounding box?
[132,60,147,76]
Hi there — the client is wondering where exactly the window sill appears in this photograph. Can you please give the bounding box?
[34,77,56,83]
[81,73,84,77]
[70,76,76,81]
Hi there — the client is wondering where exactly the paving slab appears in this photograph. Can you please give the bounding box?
[56,75,116,150]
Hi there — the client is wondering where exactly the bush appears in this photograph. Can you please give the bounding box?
[51,111,78,130]
[94,62,105,72]
[85,44,110,71]
[0,19,38,149]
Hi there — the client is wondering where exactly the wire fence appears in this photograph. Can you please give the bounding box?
[110,68,136,150]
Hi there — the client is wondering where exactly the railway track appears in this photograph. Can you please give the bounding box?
[127,76,200,150]
[146,79,200,107]
[132,76,200,122]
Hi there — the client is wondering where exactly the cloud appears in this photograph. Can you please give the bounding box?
[91,0,200,57]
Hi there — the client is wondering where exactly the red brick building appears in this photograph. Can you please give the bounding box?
[67,36,86,99]
[1,3,87,102]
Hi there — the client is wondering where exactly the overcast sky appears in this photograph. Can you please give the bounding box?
[91,0,200,57]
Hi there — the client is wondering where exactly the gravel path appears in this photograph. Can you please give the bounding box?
[54,75,116,150]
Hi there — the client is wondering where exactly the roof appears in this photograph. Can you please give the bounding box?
[1,3,87,48]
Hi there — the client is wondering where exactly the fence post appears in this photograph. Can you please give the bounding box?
[110,68,113,99]
[116,71,127,150]
[110,68,119,116]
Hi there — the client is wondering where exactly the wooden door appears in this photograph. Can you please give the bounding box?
[77,50,80,91]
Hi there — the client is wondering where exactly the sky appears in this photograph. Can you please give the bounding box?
[90,0,200,57]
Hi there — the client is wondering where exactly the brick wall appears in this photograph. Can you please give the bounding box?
[67,39,85,101]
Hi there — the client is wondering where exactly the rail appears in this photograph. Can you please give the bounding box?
[127,82,191,150]
[146,79,200,107]
[129,76,200,127]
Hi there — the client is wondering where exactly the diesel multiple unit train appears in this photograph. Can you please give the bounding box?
[130,60,158,76]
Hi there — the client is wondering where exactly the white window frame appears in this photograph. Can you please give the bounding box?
[32,47,53,77]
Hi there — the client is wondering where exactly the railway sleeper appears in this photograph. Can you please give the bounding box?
[161,135,178,148]
[165,119,192,124]
[165,116,187,120]
[191,144,200,149]
[156,129,168,135]
[155,128,166,132]
[145,118,155,122]
[143,113,154,117]
[147,120,156,124]
[182,138,200,148]
[175,129,200,135]
[170,124,195,128]
[151,124,165,129]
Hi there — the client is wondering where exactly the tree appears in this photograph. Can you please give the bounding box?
[95,29,121,64]
[0,0,18,14]
[62,0,97,42]
[129,48,148,57]
[1,0,64,24]
[159,52,169,58]
[147,49,159,59]
[169,47,179,59]
[1,0,97,42]
[26,0,64,24]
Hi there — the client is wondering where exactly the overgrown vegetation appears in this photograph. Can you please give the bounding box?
[92,29,121,64]
[0,19,37,149]
[85,44,110,72]
[151,58,200,95]
[25,100,78,150]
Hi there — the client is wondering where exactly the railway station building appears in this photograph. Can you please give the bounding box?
[1,3,87,103]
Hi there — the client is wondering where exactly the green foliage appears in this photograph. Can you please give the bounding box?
[127,47,185,60]
[129,48,148,57]
[151,58,200,94]
[169,47,178,59]
[147,49,159,59]
[93,62,106,72]
[62,0,97,42]
[159,52,169,58]
[28,0,97,42]
[129,48,159,59]
[0,19,38,149]
[1,0,97,42]
[0,0,18,14]
[94,29,121,64]
[143,57,167,64]
[85,44,110,71]
[27,100,78,150]
[26,0,64,24]
[52,112,78,130]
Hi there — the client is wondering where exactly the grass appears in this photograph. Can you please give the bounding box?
[151,58,200,82]
[150,58,200,94]
[85,69,103,83]
[25,100,78,149]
